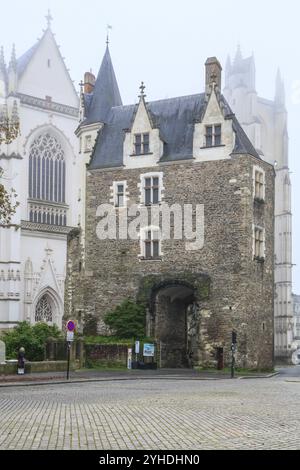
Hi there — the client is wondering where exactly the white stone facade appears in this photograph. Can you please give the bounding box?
[224,48,293,362]
[293,294,300,340]
[0,22,82,329]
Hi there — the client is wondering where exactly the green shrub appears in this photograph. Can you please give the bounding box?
[104,299,146,338]
[83,313,98,336]
[2,321,63,361]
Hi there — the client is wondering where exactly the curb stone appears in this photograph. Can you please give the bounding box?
[0,373,277,388]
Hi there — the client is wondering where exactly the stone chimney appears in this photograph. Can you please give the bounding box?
[205,57,222,94]
[84,71,95,94]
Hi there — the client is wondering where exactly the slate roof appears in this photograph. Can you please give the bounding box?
[82,46,122,126]
[17,42,39,77]
[89,92,260,170]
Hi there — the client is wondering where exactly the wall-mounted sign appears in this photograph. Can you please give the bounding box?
[143,343,155,357]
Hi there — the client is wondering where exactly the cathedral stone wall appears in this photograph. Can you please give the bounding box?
[66,154,275,369]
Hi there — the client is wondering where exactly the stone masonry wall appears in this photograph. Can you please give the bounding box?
[65,154,275,369]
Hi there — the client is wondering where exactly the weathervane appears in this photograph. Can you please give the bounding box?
[106,24,112,45]
[139,81,146,98]
[46,9,53,29]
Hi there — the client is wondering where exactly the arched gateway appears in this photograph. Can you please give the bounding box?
[138,274,210,368]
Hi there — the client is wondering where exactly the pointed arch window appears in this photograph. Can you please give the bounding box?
[35,294,53,323]
[29,133,65,204]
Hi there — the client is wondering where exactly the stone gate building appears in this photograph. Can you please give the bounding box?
[66,49,275,369]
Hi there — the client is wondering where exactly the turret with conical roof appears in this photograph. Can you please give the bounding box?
[81,44,122,126]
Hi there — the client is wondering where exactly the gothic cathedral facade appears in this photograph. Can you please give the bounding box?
[224,47,293,362]
[0,19,83,329]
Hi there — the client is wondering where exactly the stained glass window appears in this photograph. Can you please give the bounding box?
[29,133,65,204]
[35,294,53,323]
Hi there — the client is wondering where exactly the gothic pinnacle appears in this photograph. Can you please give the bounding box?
[0,46,5,69]
[275,68,285,107]
[9,44,17,70]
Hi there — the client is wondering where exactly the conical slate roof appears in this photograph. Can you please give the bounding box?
[83,46,122,125]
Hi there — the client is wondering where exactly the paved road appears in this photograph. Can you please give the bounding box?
[0,368,300,450]
[276,365,300,378]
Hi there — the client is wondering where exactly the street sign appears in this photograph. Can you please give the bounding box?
[67,331,74,342]
[135,341,140,354]
[66,320,76,332]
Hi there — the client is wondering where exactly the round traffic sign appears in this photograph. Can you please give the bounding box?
[66,320,76,332]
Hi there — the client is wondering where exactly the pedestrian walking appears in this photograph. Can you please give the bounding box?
[17,347,26,375]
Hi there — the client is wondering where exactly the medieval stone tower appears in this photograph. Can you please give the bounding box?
[66,49,275,370]
[224,46,293,363]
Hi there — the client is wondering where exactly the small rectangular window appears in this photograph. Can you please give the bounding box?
[134,134,142,155]
[255,170,265,200]
[205,126,213,147]
[214,125,222,146]
[254,227,265,259]
[85,135,92,152]
[134,133,150,155]
[143,133,150,153]
[113,182,127,208]
[143,229,161,259]
[116,184,125,207]
[205,125,222,147]
[143,176,160,205]
[153,240,160,259]
[145,188,151,205]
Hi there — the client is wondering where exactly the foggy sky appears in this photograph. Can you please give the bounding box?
[1,0,299,292]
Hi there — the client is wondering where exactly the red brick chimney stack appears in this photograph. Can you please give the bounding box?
[84,71,95,94]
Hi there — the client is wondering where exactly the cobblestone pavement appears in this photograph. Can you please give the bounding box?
[0,375,299,450]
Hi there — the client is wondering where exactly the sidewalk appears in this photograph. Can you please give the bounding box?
[0,368,278,387]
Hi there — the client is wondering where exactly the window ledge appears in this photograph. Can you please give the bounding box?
[139,257,162,262]
[254,197,265,204]
[254,256,265,263]
[28,198,69,209]
[200,144,226,149]
[130,152,153,157]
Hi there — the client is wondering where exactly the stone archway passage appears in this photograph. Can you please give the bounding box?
[137,273,210,369]
[154,284,196,368]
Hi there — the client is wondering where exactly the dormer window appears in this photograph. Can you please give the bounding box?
[85,135,92,152]
[134,133,150,155]
[205,125,222,147]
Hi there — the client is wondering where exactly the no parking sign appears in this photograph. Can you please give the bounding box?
[66,320,76,342]
[66,320,76,332]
